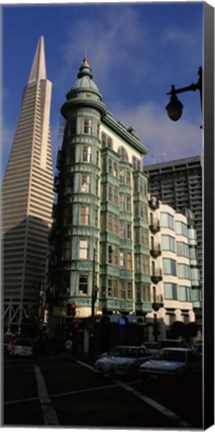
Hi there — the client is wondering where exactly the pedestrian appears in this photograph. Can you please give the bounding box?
[64,336,73,359]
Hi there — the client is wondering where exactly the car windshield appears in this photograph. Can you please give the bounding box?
[157,350,187,362]
[110,347,138,358]
[15,339,32,347]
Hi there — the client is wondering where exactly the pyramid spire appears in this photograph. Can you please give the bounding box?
[28,35,46,83]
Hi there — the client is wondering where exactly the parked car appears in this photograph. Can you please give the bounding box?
[143,341,161,355]
[139,347,202,379]
[94,345,153,376]
[10,338,34,357]
[159,339,189,349]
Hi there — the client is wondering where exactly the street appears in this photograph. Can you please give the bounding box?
[3,354,202,429]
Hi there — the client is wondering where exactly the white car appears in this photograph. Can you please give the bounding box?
[94,345,153,376]
[11,338,34,357]
[139,347,202,379]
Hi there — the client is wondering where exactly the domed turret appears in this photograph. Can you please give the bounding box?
[61,57,107,119]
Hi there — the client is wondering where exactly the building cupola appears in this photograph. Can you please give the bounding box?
[61,57,107,119]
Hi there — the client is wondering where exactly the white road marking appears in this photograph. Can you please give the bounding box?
[78,360,193,428]
[34,364,59,426]
[114,379,192,428]
[4,396,39,405]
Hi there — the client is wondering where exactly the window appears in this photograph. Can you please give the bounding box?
[114,215,118,235]
[176,242,189,257]
[108,185,113,202]
[120,223,125,239]
[142,256,150,274]
[84,119,92,134]
[132,156,141,171]
[135,255,140,272]
[190,268,199,284]
[136,283,141,302]
[164,283,178,300]
[113,280,118,297]
[114,187,118,205]
[119,168,125,184]
[142,284,151,302]
[108,246,113,264]
[120,281,126,299]
[108,213,113,232]
[79,275,88,294]
[189,248,197,261]
[163,258,177,275]
[119,194,124,211]
[177,264,190,279]
[126,196,131,212]
[120,252,124,268]
[127,223,132,239]
[127,252,132,270]
[118,146,128,161]
[113,162,118,177]
[81,175,90,193]
[108,279,112,296]
[160,213,174,230]
[101,132,113,148]
[79,240,88,259]
[162,235,176,252]
[82,146,92,163]
[108,158,113,175]
[80,206,89,225]
[178,286,191,302]
[135,227,148,246]
[126,171,131,186]
[175,221,188,236]
[127,282,132,299]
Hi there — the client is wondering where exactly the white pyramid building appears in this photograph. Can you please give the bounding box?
[2,36,54,332]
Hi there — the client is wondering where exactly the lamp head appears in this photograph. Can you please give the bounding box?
[166,86,183,121]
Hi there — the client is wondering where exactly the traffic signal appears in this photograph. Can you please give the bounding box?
[66,302,76,317]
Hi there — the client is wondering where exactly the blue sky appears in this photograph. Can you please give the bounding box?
[2,2,203,178]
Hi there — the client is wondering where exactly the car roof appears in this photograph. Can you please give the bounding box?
[162,347,191,352]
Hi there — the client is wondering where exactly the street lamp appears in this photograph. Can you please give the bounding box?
[166,66,202,123]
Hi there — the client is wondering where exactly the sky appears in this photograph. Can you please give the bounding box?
[2,1,204,179]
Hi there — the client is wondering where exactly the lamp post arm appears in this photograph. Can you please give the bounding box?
[167,67,202,113]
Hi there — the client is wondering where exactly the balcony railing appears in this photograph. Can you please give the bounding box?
[149,221,160,233]
[150,244,161,258]
[151,269,162,284]
[149,196,159,210]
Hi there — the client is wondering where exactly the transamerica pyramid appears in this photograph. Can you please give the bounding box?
[2,36,54,333]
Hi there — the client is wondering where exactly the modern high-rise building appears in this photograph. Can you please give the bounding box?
[2,36,54,332]
[146,197,200,340]
[47,57,150,339]
[144,156,202,298]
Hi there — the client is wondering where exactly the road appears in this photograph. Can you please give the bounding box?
[3,354,203,429]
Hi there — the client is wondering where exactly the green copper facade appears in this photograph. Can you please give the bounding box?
[48,58,150,320]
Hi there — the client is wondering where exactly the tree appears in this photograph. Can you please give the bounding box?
[170,321,186,338]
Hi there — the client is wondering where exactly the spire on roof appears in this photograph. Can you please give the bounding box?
[28,36,46,84]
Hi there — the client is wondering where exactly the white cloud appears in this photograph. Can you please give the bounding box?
[114,102,202,164]
[54,7,147,94]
